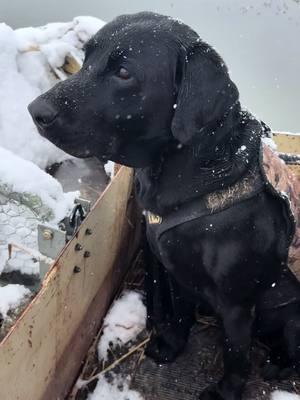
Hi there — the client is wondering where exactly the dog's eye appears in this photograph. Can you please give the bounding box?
[117,67,130,80]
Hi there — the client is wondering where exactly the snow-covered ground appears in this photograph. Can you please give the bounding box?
[83,290,146,399]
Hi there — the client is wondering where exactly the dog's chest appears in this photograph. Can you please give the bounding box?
[144,162,264,261]
[145,190,289,305]
[134,146,253,216]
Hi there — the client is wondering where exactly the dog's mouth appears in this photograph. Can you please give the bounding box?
[40,128,95,158]
[28,95,169,168]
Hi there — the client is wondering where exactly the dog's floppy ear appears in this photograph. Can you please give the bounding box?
[171,41,239,145]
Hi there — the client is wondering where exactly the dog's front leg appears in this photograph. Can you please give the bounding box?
[200,304,254,400]
[143,238,194,363]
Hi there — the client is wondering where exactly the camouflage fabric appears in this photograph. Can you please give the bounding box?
[262,143,300,280]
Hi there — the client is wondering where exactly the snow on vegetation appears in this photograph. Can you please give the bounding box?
[271,391,300,400]
[0,147,77,223]
[98,291,147,361]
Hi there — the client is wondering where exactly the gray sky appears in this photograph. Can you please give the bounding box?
[1,0,299,132]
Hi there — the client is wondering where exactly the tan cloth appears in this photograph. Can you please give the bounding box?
[262,143,300,279]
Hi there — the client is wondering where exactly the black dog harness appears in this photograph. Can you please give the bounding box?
[145,162,264,254]
[145,141,300,281]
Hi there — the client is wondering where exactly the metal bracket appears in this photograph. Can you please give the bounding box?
[38,224,66,279]
[37,197,91,279]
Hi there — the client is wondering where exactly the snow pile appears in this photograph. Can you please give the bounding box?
[0,284,30,318]
[271,391,300,400]
[0,147,77,223]
[88,374,143,400]
[98,291,146,361]
[0,16,105,169]
[0,23,64,169]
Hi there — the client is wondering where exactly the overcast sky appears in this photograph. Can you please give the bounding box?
[1,0,299,132]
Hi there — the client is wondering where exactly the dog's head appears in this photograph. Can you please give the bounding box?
[28,12,240,167]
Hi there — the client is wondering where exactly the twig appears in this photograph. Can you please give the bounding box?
[7,242,53,264]
[76,337,150,389]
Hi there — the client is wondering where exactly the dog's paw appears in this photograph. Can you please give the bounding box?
[198,385,225,400]
[145,333,185,363]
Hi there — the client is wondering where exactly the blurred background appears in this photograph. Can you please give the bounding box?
[1,0,299,132]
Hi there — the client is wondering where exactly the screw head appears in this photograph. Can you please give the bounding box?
[84,251,91,258]
[85,228,92,235]
[43,229,53,240]
[73,266,81,273]
[75,243,83,251]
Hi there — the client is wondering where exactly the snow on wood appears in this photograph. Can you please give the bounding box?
[0,147,77,223]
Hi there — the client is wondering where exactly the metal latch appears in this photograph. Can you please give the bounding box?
[38,198,91,279]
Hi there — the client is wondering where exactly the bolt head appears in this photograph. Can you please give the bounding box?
[43,229,53,240]
[75,243,83,251]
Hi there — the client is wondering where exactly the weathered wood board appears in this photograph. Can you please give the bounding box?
[273,132,300,154]
[274,132,300,176]
[0,166,138,400]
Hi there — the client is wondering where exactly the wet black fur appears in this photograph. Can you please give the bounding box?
[28,12,300,400]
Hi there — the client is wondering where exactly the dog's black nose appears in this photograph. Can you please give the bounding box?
[28,98,58,130]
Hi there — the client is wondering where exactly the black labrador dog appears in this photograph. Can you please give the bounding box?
[28,12,300,400]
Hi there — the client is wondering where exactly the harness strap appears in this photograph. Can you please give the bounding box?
[145,163,265,246]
